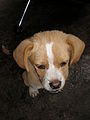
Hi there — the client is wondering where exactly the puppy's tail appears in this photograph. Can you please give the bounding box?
[2,45,11,55]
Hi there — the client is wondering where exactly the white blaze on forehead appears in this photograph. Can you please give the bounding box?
[46,42,58,80]
[46,42,54,66]
[44,42,65,90]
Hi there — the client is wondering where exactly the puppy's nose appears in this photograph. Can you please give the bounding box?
[49,79,61,89]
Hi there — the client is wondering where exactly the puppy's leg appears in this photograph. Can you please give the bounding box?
[27,72,43,97]
[22,71,43,97]
[29,86,39,97]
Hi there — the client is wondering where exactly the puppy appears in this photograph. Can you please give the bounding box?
[13,30,85,97]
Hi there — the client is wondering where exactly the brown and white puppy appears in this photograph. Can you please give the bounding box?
[13,30,85,97]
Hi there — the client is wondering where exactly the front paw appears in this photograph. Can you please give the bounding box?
[29,87,39,97]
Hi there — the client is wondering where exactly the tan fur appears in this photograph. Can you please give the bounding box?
[66,34,85,64]
[13,39,31,69]
[13,30,85,96]
[13,39,41,88]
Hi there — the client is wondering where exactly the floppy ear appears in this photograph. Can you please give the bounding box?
[24,44,38,73]
[66,34,85,64]
[13,39,40,85]
[23,45,40,85]
[13,39,32,69]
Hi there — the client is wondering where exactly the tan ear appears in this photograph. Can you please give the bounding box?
[13,39,39,84]
[13,39,33,69]
[66,34,85,64]
[24,44,34,72]
[24,45,39,84]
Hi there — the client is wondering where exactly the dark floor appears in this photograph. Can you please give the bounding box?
[0,0,90,120]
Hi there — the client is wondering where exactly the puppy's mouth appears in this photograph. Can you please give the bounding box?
[50,88,62,93]
[42,80,65,93]
[44,85,63,93]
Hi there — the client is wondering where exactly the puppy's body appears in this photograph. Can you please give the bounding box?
[13,30,85,97]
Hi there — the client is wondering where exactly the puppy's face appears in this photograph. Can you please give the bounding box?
[13,31,85,93]
[30,40,70,92]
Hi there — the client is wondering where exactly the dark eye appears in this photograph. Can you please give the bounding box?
[60,62,67,67]
[37,65,46,69]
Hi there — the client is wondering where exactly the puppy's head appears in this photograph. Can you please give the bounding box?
[13,31,85,93]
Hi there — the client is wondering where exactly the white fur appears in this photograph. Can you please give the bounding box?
[42,42,65,91]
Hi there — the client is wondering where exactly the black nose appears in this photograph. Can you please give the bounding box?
[49,80,61,89]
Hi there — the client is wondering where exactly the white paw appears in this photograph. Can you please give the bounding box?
[29,87,39,97]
